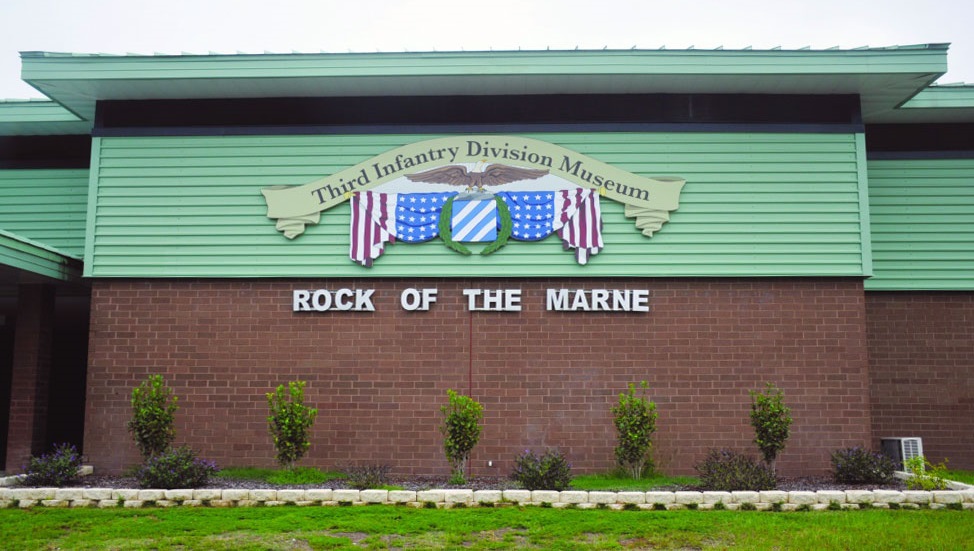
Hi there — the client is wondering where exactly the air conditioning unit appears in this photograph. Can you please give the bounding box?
[880,437,924,470]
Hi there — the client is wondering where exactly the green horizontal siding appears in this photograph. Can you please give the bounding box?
[866,159,974,290]
[0,169,88,258]
[85,133,869,278]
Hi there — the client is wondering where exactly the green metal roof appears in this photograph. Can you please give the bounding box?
[0,228,82,281]
[0,99,91,136]
[19,45,950,123]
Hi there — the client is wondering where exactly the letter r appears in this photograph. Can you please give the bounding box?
[293,290,311,311]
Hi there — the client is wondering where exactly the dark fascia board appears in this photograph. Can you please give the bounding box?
[93,93,863,136]
[0,135,91,169]
[865,123,974,157]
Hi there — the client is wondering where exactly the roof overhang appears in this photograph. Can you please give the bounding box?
[869,84,974,123]
[0,100,92,136]
[19,45,950,125]
[0,229,82,282]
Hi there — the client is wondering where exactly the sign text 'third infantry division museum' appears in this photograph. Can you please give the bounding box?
[0,45,971,476]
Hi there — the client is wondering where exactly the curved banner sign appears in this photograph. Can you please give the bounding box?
[262,136,685,266]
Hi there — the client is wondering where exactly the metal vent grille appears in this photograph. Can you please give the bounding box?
[902,438,922,462]
[880,437,924,470]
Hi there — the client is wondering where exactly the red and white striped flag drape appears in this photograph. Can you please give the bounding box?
[349,191,396,267]
[554,188,604,265]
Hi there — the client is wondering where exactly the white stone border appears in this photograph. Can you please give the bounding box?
[0,487,971,510]
[893,470,973,491]
[0,466,93,487]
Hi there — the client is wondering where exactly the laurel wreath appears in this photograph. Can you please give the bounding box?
[438,195,512,256]
[481,196,512,255]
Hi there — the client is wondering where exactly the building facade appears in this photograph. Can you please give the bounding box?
[0,45,971,476]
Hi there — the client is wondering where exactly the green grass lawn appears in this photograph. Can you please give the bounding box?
[570,473,698,491]
[216,467,695,491]
[1,506,970,550]
[215,466,345,485]
[946,470,974,485]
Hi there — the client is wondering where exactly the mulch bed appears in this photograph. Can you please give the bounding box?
[28,475,907,492]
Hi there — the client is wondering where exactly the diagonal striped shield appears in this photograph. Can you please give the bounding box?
[451,198,498,243]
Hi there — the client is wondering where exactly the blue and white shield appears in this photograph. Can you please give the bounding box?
[451,198,498,242]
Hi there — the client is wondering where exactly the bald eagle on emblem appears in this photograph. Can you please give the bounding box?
[406,163,549,192]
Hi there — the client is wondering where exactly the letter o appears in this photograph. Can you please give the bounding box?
[311,289,332,311]
[401,288,422,311]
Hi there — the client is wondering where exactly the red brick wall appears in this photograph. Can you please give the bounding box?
[85,278,871,476]
[5,284,54,472]
[866,292,974,470]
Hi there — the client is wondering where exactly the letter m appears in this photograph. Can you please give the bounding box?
[546,289,569,311]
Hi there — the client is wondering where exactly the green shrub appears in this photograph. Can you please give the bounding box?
[440,389,483,485]
[510,449,572,491]
[343,464,392,490]
[128,375,178,459]
[134,446,217,489]
[695,449,776,491]
[611,382,658,479]
[905,456,949,491]
[749,383,792,475]
[266,381,318,470]
[830,447,896,484]
[21,443,82,487]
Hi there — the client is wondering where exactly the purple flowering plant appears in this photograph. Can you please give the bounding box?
[134,446,217,489]
[21,443,83,487]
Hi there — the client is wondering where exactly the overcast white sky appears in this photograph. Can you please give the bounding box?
[1,0,973,99]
